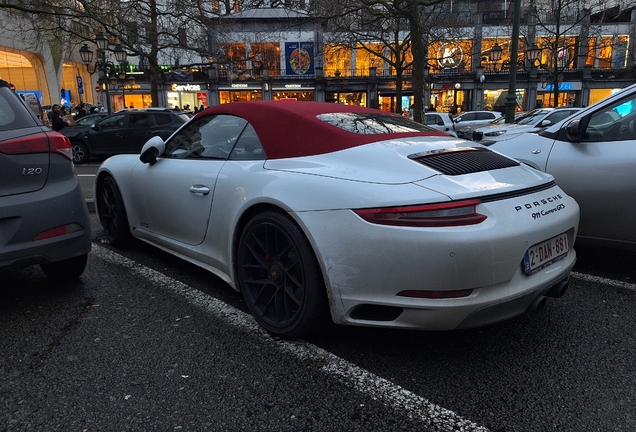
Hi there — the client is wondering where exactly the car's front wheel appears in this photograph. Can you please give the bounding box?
[41,253,88,281]
[96,176,132,247]
[237,211,330,339]
[71,141,89,164]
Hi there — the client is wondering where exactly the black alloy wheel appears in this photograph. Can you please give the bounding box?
[72,141,89,164]
[96,176,132,246]
[237,211,329,338]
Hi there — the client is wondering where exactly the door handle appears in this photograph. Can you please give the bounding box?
[189,185,210,195]
[531,149,541,154]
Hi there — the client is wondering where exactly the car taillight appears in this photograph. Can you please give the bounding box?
[33,223,83,241]
[0,131,72,161]
[48,132,73,161]
[353,199,487,227]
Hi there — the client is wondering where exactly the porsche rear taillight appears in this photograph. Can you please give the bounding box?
[353,199,487,227]
[0,131,73,161]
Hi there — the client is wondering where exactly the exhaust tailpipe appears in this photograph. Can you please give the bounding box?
[545,280,569,299]
[527,295,547,314]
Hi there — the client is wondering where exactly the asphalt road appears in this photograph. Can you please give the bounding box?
[1,168,635,431]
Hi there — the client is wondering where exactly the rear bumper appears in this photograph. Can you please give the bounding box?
[0,177,92,270]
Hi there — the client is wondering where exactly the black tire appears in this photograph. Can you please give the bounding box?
[237,211,330,339]
[72,141,89,164]
[41,253,88,281]
[96,176,132,247]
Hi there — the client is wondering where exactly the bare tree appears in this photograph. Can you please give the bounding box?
[313,0,448,123]
[0,0,260,106]
[527,0,602,106]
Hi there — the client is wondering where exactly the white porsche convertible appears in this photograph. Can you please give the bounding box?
[94,101,579,338]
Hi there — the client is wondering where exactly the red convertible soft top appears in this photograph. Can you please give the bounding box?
[194,101,445,160]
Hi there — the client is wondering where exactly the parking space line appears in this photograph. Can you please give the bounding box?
[92,245,489,432]
[571,271,636,292]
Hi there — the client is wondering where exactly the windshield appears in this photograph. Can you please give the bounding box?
[513,109,551,125]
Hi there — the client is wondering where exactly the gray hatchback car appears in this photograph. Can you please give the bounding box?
[0,79,92,280]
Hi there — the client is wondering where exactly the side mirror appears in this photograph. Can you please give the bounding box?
[90,123,97,130]
[565,119,582,142]
[540,119,552,127]
[139,136,165,165]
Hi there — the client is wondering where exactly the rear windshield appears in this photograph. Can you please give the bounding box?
[0,88,38,131]
[316,112,436,134]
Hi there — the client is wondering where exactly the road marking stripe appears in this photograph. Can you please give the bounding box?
[571,271,636,292]
[92,245,489,432]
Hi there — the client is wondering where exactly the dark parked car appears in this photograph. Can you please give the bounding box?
[73,113,108,127]
[0,79,91,280]
[62,108,189,163]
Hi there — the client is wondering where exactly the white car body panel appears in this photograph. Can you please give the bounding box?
[95,101,580,332]
[490,83,636,246]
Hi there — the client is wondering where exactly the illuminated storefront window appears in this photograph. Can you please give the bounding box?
[355,43,385,75]
[217,43,248,71]
[167,83,206,110]
[598,36,613,69]
[429,40,472,72]
[219,89,262,104]
[378,94,412,114]
[324,44,351,76]
[250,42,281,77]
[612,35,629,68]
[326,92,366,106]
[525,37,577,70]
[480,38,527,72]
[273,84,314,101]
[388,44,413,76]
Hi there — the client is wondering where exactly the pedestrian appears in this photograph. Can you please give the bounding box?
[199,104,205,112]
[50,104,68,132]
[76,103,87,118]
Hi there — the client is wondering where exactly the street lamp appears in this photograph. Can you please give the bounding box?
[526,43,542,65]
[488,42,506,73]
[79,33,130,113]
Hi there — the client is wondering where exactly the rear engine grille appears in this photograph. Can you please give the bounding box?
[409,147,519,175]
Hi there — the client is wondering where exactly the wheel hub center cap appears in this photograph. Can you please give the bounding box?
[269,263,284,284]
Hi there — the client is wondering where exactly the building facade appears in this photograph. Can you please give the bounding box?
[2,2,635,115]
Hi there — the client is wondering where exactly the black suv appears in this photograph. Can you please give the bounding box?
[62,108,189,163]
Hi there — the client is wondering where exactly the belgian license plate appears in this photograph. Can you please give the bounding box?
[524,233,569,275]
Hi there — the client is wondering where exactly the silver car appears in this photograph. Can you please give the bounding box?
[472,108,581,144]
[489,83,636,248]
[423,112,457,137]
[453,110,502,138]
[0,79,92,279]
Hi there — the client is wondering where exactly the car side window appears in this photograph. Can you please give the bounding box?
[164,114,247,160]
[229,123,266,160]
[424,115,437,126]
[461,113,476,121]
[154,114,173,126]
[584,96,636,142]
[545,110,574,126]
[99,114,125,130]
[477,113,493,120]
[129,113,151,128]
